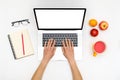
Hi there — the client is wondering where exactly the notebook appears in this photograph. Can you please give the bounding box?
[8,29,34,59]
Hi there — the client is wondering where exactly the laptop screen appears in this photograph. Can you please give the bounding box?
[34,8,86,30]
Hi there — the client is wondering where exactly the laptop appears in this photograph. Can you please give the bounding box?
[33,8,86,60]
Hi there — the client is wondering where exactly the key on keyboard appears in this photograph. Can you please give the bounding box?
[42,33,78,47]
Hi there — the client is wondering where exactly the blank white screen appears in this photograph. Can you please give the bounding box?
[35,9,85,29]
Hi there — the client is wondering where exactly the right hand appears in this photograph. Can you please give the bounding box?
[61,39,75,61]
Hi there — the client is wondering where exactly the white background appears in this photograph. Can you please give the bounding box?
[0,0,120,80]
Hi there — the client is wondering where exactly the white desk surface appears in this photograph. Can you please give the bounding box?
[0,0,120,80]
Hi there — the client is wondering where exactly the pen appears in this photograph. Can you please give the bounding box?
[21,33,25,55]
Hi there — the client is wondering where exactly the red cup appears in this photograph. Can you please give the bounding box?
[93,41,106,57]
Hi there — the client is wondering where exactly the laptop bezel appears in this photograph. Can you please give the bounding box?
[33,8,86,30]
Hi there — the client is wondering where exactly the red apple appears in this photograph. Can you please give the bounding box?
[99,21,108,30]
[90,29,99,37]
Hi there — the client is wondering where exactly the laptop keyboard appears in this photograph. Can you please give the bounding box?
[42,33,78,47]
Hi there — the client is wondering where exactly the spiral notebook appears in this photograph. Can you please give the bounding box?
[8,29,34,59]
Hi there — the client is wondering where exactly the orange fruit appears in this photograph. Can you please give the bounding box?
[89,19,98,27]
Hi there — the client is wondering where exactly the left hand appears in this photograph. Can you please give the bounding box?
[42,39,56,62]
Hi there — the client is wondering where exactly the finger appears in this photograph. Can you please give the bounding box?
[48,39,52,47]
[47,39,50,47]
[52,39,56,47]
[50,39,54,47]
[51,40,56,51]
[71,41,74,47]
[71,41,74,49]
[68,39,71,47]
[44,41,47,47]
[62,40,66,53]
[65,39,68,47]
[62,40,65,48]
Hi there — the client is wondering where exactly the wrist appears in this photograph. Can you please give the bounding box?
[68,58,76,65]
[41,58,49,66]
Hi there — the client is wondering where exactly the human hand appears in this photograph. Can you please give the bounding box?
[62,39,75,61]
[43,39,56,62]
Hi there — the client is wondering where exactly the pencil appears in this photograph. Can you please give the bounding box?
[21,33,25,55]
